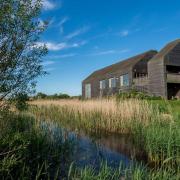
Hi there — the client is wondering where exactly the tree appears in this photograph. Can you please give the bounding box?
[13,92,29,111]
[0,0,47,108]
[36,92,47,99]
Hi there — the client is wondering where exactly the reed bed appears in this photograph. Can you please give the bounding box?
[29,98,172,133]
[29,98,179,170]
[1,98,179,179]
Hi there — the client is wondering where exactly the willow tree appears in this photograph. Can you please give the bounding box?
[0,0,47,107]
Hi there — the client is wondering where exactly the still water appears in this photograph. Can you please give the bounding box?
[42,121,146,170]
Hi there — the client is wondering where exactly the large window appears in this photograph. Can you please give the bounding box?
[109,78,116,88]
[120,74,129,86]
[100,80,106,89]
[85,84,91,98]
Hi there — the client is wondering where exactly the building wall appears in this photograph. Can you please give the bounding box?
[165,42,180,66]
[148,42,180,99]
[82,68,133,98]
[148,57,166,98]
[165,42,180,99]
[82,51,157,98]
[82,41,180,99]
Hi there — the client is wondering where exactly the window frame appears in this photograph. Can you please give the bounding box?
[109,77,116,88]
[85,83,91,98]
[120,74,129,87]
[100,80,106,90]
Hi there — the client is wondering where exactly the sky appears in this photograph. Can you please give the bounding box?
[37,0,180,95]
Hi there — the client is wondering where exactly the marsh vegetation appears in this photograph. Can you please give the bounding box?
[25,98,180,179]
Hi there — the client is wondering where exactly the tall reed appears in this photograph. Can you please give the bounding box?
[29,99,168,133]
[29,98,179,169]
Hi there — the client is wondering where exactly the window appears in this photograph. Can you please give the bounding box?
[100,80,106,89]
[85,84,91,98]
[109,78,116,88]
[120,74,129,86]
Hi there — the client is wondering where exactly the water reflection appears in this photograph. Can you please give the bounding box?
[73,134,131,169]
[40,121,145,169]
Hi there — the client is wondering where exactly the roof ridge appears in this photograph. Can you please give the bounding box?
[95,49,157,72]
[83,50,157,82]
[149,39,180,61]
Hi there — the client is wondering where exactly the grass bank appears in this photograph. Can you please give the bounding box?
[1,99,179,179]
[0,111,74,179]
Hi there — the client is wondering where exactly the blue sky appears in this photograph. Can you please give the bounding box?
[37,0,180,95]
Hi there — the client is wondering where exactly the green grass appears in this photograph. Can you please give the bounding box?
[28,98,180,178]
[69,162,179,180]
[0,111,74,179]
[1,99,179,179]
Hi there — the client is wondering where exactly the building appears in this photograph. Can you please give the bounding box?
[82,39,180,99]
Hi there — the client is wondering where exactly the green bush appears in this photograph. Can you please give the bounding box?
[12,93,29,111]
[116,90,162,100]
[33,92,71,100]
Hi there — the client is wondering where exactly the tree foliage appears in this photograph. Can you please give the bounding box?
[0,0,47,106]
[34,92,71,99]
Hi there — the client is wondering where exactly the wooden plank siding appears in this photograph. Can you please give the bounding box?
[82,50,157,98]
[148,57,167,97]
[82,39,180,99]
[148,40,180,99]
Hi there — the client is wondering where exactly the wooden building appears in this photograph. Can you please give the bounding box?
[82,39,180,99]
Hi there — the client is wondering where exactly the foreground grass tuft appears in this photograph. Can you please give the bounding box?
[0,111,74,179]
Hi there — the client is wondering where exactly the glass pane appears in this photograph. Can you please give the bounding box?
[109,78,116,88]
[120,74,129,86]
[85,84,91,98]
[100,80,106,89]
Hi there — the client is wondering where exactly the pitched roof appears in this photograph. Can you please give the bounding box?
[84,50,157,81]
[150,39,180,61]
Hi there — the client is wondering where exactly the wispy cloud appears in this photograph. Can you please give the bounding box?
[119,30,130,37]
[36,41,87,51]
[36,42,66,51]
[89,49,130,56]
[42,0,57,10]
[46,53,77,59]
[153,27,168,33]
[45,67,55,72]
[65,26,90,39]
[53,53,76,59]
[42,60,55,66]
[58,17,69,34]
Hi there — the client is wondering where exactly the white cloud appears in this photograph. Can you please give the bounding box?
[89,49,130,56]
[45,67,55,72]
[65,26,90,39]
[94,50,116,55]
[119,30,129,37]
[58,17,69,34]
[39,19,45,26]
[42,0,56,10]
[36,41,87,51]
[42,60,55,66]
[46,42,67,51]
[47,54,76,59]
[36,42,66,51]
[71,40,87,47]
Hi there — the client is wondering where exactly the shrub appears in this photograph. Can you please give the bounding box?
[116,90,162,100]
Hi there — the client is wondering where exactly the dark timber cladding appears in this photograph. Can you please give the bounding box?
[82,39,180,99]
[148,39,180,99]
[82,50,157,98]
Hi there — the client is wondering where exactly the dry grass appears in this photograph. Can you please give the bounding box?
[29,98,171,133]
[28,99,179,169]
